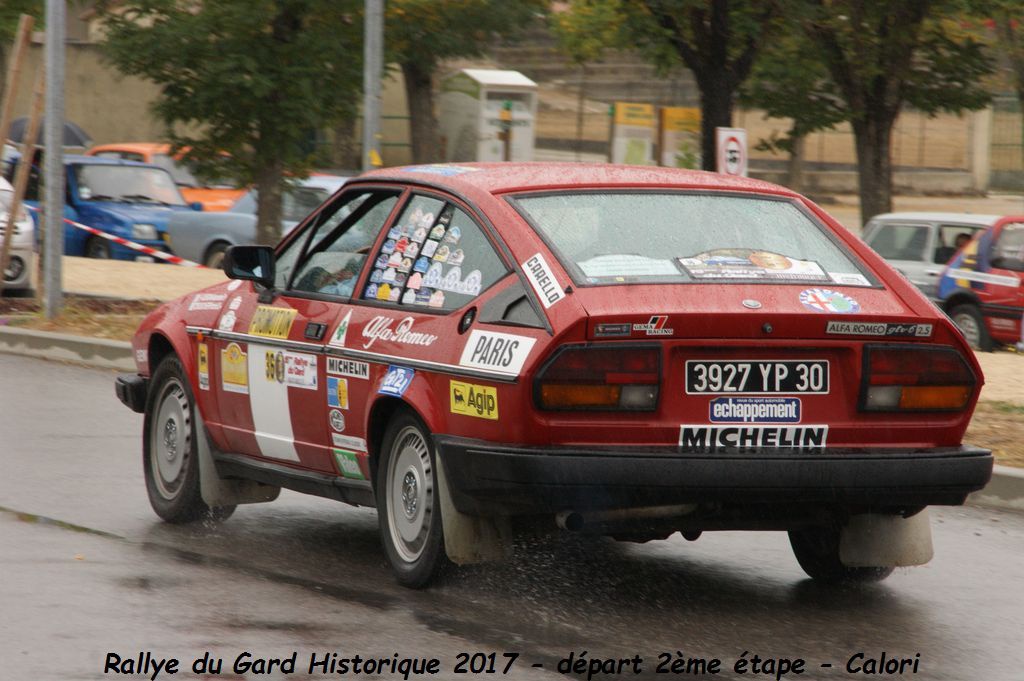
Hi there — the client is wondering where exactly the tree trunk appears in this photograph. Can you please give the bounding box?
[254,159,284,246]
[402,60,441,164]
[697,73,734,172]
[787,132,806,193]
[331,116,359,170]
[852,117,895,225]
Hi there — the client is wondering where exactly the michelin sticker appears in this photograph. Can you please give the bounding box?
[458,330,536,377]
[328,357,370,380]
[522,252,564,308]
[826,321,932,337]
[680,425,828,449]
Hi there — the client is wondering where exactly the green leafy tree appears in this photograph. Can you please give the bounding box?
[738,31,845,191]
[0,2,42,100]
[387,0,546,164]
[554,0,782,171]
[97,0,362,245]
[800,1,993,222]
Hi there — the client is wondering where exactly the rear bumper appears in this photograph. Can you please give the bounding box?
[115,373,148,413]
[435,436,994,516]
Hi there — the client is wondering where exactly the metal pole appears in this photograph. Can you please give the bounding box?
[362,0,383,171]
[43,0,65,318]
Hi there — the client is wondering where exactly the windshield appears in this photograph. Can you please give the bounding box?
[512,192,873,286]
[74,164,187,206]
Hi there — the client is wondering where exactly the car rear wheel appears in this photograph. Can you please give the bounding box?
[85,236,112,259]
[949,304,993,351]
[377,410,447,588]
[144,354,235,523]
[788,527,894,583]
[204,242,230,269]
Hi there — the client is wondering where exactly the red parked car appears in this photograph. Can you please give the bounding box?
[116,163,992,588]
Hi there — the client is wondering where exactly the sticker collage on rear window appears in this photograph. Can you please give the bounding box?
[363,200,482,310]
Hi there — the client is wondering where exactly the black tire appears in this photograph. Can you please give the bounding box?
[143,354,235,523]
[203,242,230,269]
[788,527,894,583]
[949,304,993,351]
[85,236,112,259]
[376,409,447,588]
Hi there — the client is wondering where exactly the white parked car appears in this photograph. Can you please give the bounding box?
[862,212,997,300]
[0,176,35,295]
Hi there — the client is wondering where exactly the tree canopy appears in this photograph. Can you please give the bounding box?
[386,0,546,163]
[799,0,993,220]
[555,0,782,171]
[97,0,363,244]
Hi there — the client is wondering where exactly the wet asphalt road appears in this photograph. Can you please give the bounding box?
[1,354,1023,681]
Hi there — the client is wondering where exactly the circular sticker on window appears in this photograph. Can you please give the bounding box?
[799,288,860,314]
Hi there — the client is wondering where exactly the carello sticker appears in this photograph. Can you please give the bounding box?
[379,365,414,397]
[522,252,564,308]
[458,330,536,376]
[825,321,933,337]
[248,305,297,339]
[799,289,860,314]
[333,449,366,479]
[680,425,828,449]
[327,376,349,409]
[708,397,801,424]
[450,380,498,420]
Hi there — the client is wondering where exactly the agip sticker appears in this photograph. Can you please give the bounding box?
[449,380,498,420]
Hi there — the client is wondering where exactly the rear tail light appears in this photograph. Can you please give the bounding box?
[535,344,660,411]
[860,345,977,411]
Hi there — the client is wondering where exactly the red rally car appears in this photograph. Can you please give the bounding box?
[115,163,993,588]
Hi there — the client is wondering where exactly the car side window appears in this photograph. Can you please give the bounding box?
[866,223,930,261]
[935,225,982,263]
[361,196,508,310]
[279,189,400,296]
[991,223,1024,272]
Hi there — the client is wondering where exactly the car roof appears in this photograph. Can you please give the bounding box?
[64,154,163,169]
[869,212,1003,226]
[358,162,797,197]
[88,142,169,156]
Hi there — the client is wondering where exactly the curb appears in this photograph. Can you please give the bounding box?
[0,326,134,372]
[968,465,1024,513]
[1,326,1023,514]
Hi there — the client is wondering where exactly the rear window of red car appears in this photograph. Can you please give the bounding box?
[510,192,874,287]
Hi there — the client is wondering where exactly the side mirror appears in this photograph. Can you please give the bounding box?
[223,245,275,289]
[190,202,204,211]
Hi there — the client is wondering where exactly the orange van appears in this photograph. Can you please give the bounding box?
[86,143,244,212]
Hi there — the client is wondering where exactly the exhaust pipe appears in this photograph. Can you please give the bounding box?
[555,504,697,532]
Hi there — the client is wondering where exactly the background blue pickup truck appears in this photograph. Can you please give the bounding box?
[4,153,202,261]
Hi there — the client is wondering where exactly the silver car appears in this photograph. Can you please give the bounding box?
[862,212,998,300]
[165,174,347,268]
[0,177,36,295]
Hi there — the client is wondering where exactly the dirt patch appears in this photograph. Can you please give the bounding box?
[0,296,160,341]
[965,401,1024,468]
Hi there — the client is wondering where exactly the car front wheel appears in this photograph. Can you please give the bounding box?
[377,410,447,588]
[144,354,234,523]
[788,527,894,583]
[85,236,112,259]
